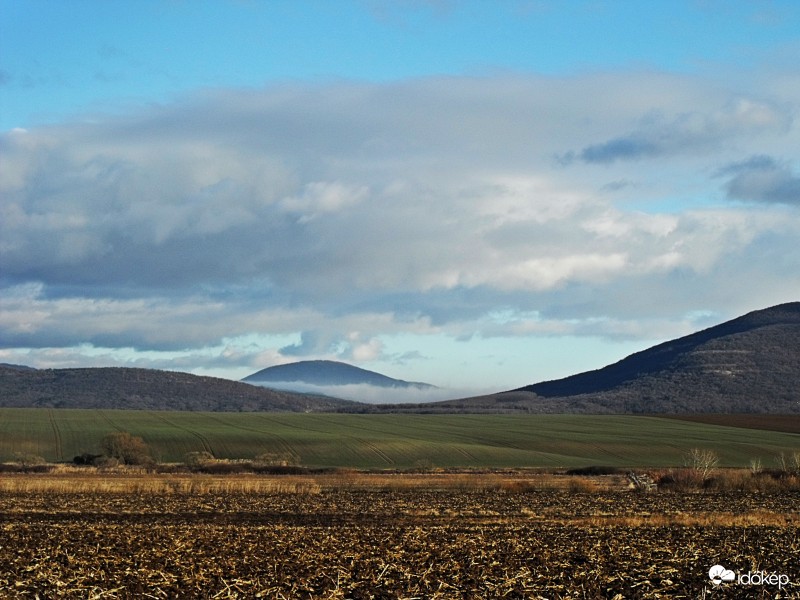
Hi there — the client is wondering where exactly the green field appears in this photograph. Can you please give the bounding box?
[0,409,798,468]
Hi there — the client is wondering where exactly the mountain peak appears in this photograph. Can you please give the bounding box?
[243,360,435,389]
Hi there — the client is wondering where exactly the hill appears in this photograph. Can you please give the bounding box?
[397,302,800,414]
[0,366,359,412]
[5,303,796,414]
[243,360,436,390]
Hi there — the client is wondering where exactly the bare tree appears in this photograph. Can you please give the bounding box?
[775,452,790,474]
[775,451,800,476]
[684,448,719,480]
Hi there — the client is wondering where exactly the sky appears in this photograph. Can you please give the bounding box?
[1,0,799,401]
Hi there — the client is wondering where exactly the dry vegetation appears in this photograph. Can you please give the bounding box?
[1,470,799,598]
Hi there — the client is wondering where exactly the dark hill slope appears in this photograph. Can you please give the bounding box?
[525,302,800,399]
[423,302,800,414]
[0,366,359,412]
[243,360,435,389]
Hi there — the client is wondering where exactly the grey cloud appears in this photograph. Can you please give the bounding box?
[1,72,799,355]
[581,137,661,163]
[600,179,636,193]
[576,100,792,164]
[718,154,778,174]
[280,331,338,357]
[719,155,800,205]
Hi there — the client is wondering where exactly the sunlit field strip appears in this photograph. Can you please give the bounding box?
[1,409,798,467]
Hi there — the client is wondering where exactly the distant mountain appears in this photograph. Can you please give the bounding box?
[243,360,436,390]
[404,302,800,414]
[0,366,359,412]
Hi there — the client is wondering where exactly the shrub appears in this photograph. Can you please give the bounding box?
[195,460,248,474]
[184,451,215,468]
[73,453,103,466]
[251,464,308,475]
[568,479,599,493]
[94,456,120,469]
[100,432,154,466]
[13,452,46,468]
[566,466,621,476]
[656,468,704,491]
[253,452,299,467]
[3,455,53,473]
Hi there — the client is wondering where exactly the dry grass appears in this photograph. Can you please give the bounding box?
[314,470,627,492]
[652,467,800,492]
[0,472,322,495]
[0,468,629,495]
[5,465,800,496]
[574,510,797,528]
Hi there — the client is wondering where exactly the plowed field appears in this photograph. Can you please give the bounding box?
[1,482,798,598]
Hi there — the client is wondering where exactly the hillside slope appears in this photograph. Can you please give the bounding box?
[243,360,435,389]
[418,302,800,414]
[0,366,359,412]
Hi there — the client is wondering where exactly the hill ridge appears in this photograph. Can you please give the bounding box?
[522,302,800,398]
[393,302,800,414]
[3,303,797,413]
[0,365,358,412]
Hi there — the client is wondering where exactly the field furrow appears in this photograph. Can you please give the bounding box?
[1,410,799,468]
[0,485,797,599]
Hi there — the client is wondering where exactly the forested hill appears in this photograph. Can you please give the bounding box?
[0,366,359,412]
[403,302,800,414]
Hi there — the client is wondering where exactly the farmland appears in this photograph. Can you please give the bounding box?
[1,409,799,468]
[0,473,798,598]
[2,410,799,598]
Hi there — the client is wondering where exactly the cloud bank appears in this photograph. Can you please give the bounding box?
[246,380,485,405]
[2,70,799,385]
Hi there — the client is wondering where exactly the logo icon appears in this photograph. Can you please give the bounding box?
[709,565,736,586]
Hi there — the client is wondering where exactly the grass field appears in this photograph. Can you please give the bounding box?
[1,409,798,468]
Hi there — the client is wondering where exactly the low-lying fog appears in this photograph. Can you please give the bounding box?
[247,381,499,404]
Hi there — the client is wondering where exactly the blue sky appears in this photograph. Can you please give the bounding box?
[5,0,800,131]
[2,1,799,400]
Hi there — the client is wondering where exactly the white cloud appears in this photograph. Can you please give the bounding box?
[1,70,798,385]
[247,380,489,404]
[279,181,370,221]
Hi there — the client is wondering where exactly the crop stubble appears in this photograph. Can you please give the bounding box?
[0,483,798,599]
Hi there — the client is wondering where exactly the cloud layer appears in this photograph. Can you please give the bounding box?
[2,70,799,384]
